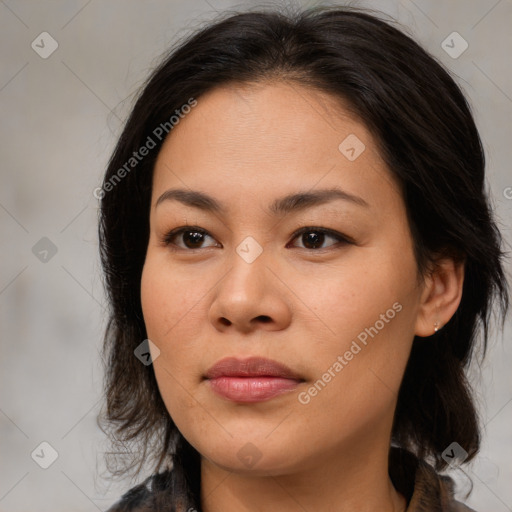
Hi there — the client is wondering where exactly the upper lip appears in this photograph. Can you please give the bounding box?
[204,356,303,380]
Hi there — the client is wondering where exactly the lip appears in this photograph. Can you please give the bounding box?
[204,356,304,403]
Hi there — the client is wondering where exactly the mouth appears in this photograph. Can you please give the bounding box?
[204,356,305,403]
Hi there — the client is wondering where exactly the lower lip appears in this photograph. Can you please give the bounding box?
[207,376,301,402]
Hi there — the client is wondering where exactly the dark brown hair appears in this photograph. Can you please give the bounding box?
[97,4,509,507]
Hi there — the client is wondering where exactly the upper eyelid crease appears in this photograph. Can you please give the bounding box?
[154,187,369,215]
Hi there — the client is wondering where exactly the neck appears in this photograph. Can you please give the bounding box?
[200,436,406,512]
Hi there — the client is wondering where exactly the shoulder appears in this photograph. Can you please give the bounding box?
[452,503,478,512]
[414,463,478,512]
[389,447,478,512]
[105,471,175,512]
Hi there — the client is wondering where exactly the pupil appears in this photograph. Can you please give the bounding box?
[303,231,323,249]
[184,231,204,248]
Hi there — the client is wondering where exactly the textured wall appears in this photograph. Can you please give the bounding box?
[1,0,511,510]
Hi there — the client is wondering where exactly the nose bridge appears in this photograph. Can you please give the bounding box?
[222,236,269,301]
[209,237,291,332]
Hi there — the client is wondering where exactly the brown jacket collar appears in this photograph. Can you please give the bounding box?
[389,447,476,512]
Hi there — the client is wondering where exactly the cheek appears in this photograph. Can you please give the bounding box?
[140,258,207,433]
[299,247,419,397]
[140,257,207,397]
[140,255,205,343]
[301,251,414,342]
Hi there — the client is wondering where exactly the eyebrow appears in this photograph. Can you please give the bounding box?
[155,187,369,215]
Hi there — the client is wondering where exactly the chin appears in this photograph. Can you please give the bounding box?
[195,435,306,476]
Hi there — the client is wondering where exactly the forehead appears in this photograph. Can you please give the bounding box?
[151,81,400,213]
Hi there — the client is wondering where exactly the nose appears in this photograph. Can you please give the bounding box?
[208,247,292,334]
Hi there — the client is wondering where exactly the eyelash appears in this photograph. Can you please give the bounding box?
[161,225,354,252]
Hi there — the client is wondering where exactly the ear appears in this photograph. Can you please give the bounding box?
[414,257,465,337]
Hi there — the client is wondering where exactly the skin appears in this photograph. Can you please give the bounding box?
[140,81,464,512]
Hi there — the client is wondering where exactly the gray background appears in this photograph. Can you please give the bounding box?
[1,0,511,510]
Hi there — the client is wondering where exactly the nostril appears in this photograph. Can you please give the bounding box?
[257,315,272,323]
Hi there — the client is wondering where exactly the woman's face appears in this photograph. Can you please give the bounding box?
[141,81,428,475]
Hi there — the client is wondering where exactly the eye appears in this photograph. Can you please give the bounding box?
[161,226,353,251]
[161,226,220,250]
[287,227,353,250]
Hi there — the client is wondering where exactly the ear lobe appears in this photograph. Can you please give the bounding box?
[414,257,465,337]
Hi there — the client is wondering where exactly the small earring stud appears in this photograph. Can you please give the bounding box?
[434,321,440,333]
